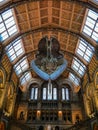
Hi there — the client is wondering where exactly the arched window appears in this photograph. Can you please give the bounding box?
[30,83,38,100]
[42,82,57,100]
[62,85,70,101]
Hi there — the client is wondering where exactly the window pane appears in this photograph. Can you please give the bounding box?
[66,88,69,100]
[20,72,32,85]
[69,73,80,86]
[2,10,12,20]
[31,88,34,100]
[62,88,65,100]
[6,39,24,62]
[43,88,46,100]
[35,88,38,100]
[53,88,57,100]
[0,0,4,2]
[76,39,94,63]
[0,9,18,41]
[14,58,29,75]
[82,9,98,42]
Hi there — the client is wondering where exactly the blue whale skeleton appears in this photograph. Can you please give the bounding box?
[31,36,67,81]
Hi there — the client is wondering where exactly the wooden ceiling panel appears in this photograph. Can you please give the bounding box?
[30,19,40,28]
[52,1,60,8]
[15,4,26,14]
[40,9,48,17]
[52,17,59,24]
[72,14,84,23]
[19,22,30,32]
[41,17,48,24]
[74,4,86,14]
[40,1,48,8]
[62,1,73,11]
[29,10,39,19]
[32,32,42,50]
[61,11,72,20]
[16,13,28,23]
[27,2,38,11]
[71,23,82,32]
[52,8,60,17]
[61,20,70,29]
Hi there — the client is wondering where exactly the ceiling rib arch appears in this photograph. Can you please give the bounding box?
[0,0,98,14]
[3,26,96,48]
[10,49,87,67]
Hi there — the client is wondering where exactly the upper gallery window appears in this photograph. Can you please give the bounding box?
[69,73,80,86]
[42,82,57,100]
[89,0,98,5]
[71,57,86,77]
[0,9,18,41]
[30,86,38,100]
[6,39,24,62]
[20,72,32,85]
[76,39,94,63]
[0,0,6,2]
[62,85,70,101]
[82,9,98,42]
[14,57,29,75]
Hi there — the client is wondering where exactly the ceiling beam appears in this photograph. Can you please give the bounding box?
[0,0,98,14]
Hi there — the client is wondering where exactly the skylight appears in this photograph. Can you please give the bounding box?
[83,9,98,42]
[14,57,29,75]
[89,0,98,4]
[76,39,94,63]
[69,73,80,86]
[0,0,4,2]
[71,57,86,77]
[0,9,18,41]
[0,8,32,85]
[6,39,24,62]
[20,72,32,85]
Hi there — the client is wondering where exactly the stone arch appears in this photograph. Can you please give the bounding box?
[57,78,73,91]
[57,78,74,101]
[27,78,43,90]
[27,78,43,101]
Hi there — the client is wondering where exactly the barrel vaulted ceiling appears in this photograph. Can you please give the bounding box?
[0,0,98,87]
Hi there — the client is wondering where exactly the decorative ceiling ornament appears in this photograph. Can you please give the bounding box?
[31,36,67,81]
